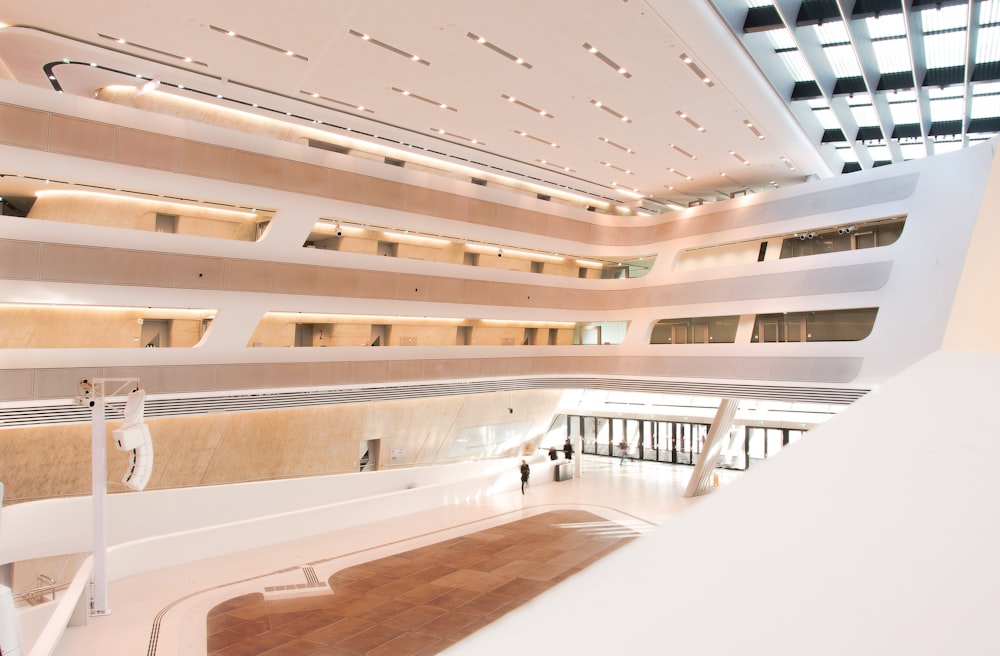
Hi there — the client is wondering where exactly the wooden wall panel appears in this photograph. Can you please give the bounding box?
[0,240,40,279]
[0,103,48,149]
[326,169,368,203]
[48,115,117,161]
[169,254,225,289]
[33,367,103,399]
[234,151,283,188]
[102,366,165,393]
[265,363,313,388]
[160,364,218,392]
[282,160,327,195]
[467,198,498,226]
[109,249,170,287]
[175,140,233,180]
[273,262,318,295]
[224,259,274,292]
[39,244,109,283]
[117,128,177,171]
[216,364,268,390]
[0,369,34,402]
[366,178,407,210]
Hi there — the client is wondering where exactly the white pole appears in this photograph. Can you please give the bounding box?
[91,397,109,615]
[0,481,25,656]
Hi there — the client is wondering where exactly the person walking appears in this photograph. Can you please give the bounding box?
[520,460,530,494]
[619,437,629,465]
[563,437,574,460]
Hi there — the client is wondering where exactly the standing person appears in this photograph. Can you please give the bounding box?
[563,437,574,460]
[619,437,629,465]
[520,460,530,494]
[548,446,558,460]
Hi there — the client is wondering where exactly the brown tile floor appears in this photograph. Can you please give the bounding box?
[206,510,636,656]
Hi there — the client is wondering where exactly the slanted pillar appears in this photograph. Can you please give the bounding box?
[684,398,740,497]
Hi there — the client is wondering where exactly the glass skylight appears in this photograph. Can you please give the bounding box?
[812,107,841,129]
[924,31,967,69]
[933,139,964,154]
[974,81,1000,95]
[777,49,815,81]
[867,144,892,161]
[971,93,1000,118]
[825,44,863,77]
[921,4,970,32]
[814,21,849,45]
[866,14,907,39]
[765,28,796,50]
[850,104,879,126]
[930,96,966,121]
[836,146,859,163]
[720,0,1000,172]
[871,37,912,73]
[978,25,1000,64]
[889,101,920,124]
[900,142,928,160]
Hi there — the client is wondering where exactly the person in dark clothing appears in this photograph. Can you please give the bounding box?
[520,460,530,494]
[548,446,558,460]
[563,437,574,460]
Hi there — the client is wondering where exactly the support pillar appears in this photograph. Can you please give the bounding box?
[91,397,109,616]
[684,398,740,498]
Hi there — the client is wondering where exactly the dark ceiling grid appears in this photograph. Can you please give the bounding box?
[716,0,1000,174]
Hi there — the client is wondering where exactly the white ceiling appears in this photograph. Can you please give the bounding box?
[0,0,833,208]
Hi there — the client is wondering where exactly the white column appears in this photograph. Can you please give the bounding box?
[0,482,25,656]
[684,398,740,498]
[91,398,109,615]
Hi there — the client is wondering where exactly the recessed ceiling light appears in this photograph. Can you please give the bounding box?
[582,42,633,79]
[591,99,632,123]
[501,94,554,118]
[467,32,533,69]
[349,29,429,65]
[679,53,715,87]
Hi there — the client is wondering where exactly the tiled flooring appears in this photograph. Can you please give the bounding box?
[52,456,731,655]
[205,510,635,656]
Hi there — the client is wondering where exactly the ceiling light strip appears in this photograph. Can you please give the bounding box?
[742,119,766,140]
[667,167,693,180]
[98,33,207,66]
[535,159,575,172]
[676,110,705,132]
[780,156,796,170]
[300,90,373,114]
[679,53,714,87]
[392,87,458,111]
[600,161,633,174]
[209,25,308,61]
[582,42,632,78]
[598,137,636,154]
[515,130,558,147]
[591,99,632,123]
[348,29,429,65]
[729,150,750,165]
[431,128,485,145]
[668,143,697,159]
[501,94,553,117]
[467,32,532,69]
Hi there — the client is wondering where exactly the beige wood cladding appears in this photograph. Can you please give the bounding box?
[0,306,211,348]
[29,192,259,240]
[0,389,560,504]
[0,102,650,247]
[247,315,575,348]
